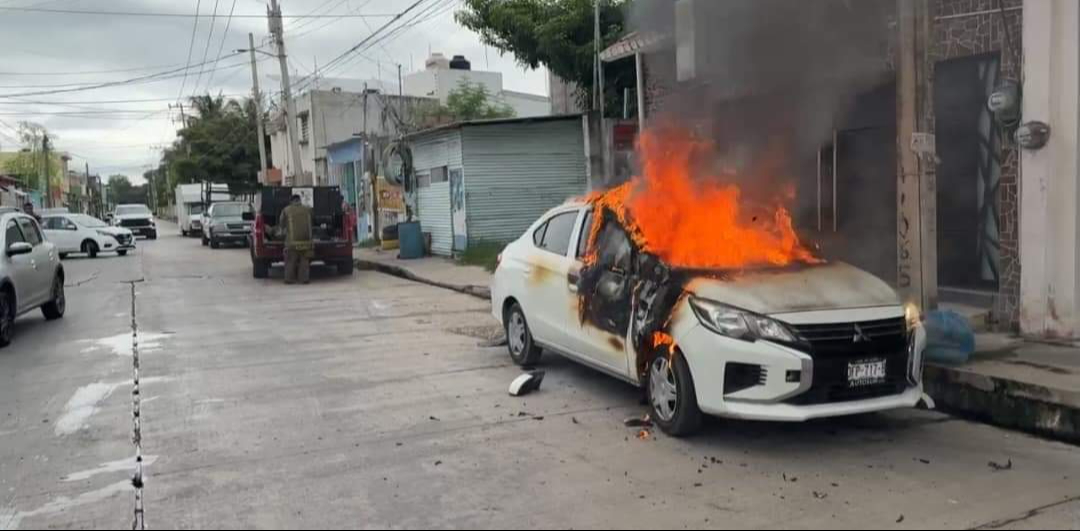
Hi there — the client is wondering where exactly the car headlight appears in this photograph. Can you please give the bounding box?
[688,296,797,343]
[212,223,228,232]
[905,302,921,331]
[96,230,118,240]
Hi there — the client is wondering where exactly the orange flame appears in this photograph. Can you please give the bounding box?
[588,128,819,270]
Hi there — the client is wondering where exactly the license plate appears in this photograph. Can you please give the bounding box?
[847,359,887,387]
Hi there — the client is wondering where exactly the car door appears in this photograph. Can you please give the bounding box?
[17,218,54,305]
[518,208,582,351]
[565,211,636,376]
[4,220,37,312]
[42,216,76,252]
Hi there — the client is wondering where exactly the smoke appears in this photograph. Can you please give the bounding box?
[628,0,894,195]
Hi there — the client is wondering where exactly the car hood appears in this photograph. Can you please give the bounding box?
[115,214,152,220]
[684,262,900,315]
[210,216,247,224]
[98,227,133,236]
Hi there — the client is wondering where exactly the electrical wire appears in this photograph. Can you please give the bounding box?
[176,0,205,103]
[192,0,224,97]
[203,0,239,92]
[0,5,396,18]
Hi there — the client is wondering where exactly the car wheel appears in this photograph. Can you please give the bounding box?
[149,233,157,240]
[648,351,704,437]
[252,259,270,279]
[118,250,128,257]
[41,275,65,321]
[59,253,69,260]
[82,240,99,258]
[210,238,220,249]
[338,260,354,276]
[181,229,187,237]
[202,236,209,246]
[0,289,13,347]
[505,302,542,366]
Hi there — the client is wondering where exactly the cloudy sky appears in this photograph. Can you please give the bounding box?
[0,0,547,182]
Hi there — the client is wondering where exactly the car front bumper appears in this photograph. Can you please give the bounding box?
[672,312,927,423]
[211,231,251,242]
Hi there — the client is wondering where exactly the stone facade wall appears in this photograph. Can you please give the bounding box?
[928,0,1023,329]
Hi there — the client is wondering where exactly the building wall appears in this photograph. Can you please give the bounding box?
[404,68,551,119]
[500,91,552,118]
[413,129,464,256]
[461,119,588,245]
[927,0,1023,327]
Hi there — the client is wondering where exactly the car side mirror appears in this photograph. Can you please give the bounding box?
[242,211,255,222]
[7,242,32,257]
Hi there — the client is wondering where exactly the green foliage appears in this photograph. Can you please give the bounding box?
[158,94,263,196]
[456,0,634,112]
[108,174,147,205]
[0,122,64,191]
[457,240,506,272]
[423,81,517,123]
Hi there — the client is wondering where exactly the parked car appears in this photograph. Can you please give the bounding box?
[112,204,157,239]
[202,201,254,249]
[42,213,135,258]
[248,187,355,278]
[491,202,928,437]
[0,212,65,348]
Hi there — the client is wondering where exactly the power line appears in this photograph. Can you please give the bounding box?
[192,0,224,97]
[203,0,239,92]
[176,0,205,103]
[0,63,190,76]
[0,95,249,106]
[0,5,397,18]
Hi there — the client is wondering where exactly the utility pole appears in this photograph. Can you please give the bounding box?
[85,162,90,214]
[268,0,305,186]
[247,33,269,183]
[398,64,404,135]
[42,133,51,208]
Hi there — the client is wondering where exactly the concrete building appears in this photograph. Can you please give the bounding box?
[406,115,587,256]
[404,53,551,119]
[268,85,439,186]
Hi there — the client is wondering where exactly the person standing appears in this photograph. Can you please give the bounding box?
[279,194,314,285]
[22,202,41,222]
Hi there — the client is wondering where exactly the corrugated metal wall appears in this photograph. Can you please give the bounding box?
[414,129,463,256]
[461,119,587,244]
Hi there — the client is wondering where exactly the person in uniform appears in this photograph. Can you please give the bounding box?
[279,194,313,285]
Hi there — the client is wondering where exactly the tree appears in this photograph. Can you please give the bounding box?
[0,121,63,192]
[108,175,147,205]
[158,93,263,196]
[456,0,635,112]
[425,81,516,123]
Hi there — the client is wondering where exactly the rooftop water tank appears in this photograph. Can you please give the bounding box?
[449,55,472,71]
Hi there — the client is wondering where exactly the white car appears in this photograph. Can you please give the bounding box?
[0,212,65,348]
[491,202,928,437]
[42,213,135,258]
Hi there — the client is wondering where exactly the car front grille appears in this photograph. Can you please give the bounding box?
[120,219,151,228]
[116,234,133,245]
[785,317,910,406]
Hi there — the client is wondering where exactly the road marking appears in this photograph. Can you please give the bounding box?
[0,481,131,531]
[79,332,171,357]
[62,455,158,483]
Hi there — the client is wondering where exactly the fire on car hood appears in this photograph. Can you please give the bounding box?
[685,262,900,316]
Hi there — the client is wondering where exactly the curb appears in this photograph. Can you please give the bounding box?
[355,259,491,301]
[924,364,1080,445]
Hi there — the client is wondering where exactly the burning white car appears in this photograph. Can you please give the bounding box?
[491,130,928,437]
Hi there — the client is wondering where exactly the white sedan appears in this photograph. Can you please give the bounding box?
[0,212,65,347]
[491,202,928,437]
[42,213,135,259]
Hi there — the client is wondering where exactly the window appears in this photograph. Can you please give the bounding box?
[417,172,431,189]
[17,218,42,246]
[115,205,151,216]
[576,210,594,259]
[536,211,578,256]
[5,221,24,248]
[431,166,448,184]
[43,217,65,230]
[532,221,548,247]
[299,114,310,143]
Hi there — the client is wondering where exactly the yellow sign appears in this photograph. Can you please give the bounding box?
[376,179,405,212]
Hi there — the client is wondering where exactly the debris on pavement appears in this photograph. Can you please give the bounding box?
[896,515,905,524]
[812,491,828,500]
[429,416,440,422]
[571,417,580,425]
[623,414,653,428]
[637,430,652,441]
[988,459,1013,472]
[508,371,545,397]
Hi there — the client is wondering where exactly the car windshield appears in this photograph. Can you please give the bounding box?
[190,204,205,215]
[70,215,108,228]
[116,205,151,216]
[211,204,252,218]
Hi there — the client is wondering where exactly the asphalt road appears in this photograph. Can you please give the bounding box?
[1,224,1078,530]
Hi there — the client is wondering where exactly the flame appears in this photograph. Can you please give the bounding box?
[587,127,819,270]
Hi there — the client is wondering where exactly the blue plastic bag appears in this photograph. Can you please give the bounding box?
[923,309,976,365]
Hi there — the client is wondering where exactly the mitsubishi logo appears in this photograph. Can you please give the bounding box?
[853,323,872,343]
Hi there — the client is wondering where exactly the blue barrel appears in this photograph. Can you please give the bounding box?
[397,221,425,259]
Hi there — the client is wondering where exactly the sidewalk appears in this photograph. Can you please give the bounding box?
[353,250,1080,443]
[354,247,493,300]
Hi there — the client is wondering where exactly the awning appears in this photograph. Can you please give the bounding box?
[600,31,669,63]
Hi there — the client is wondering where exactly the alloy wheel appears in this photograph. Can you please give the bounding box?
[650,357,679,422]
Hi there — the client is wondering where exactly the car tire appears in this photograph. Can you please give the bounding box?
[181,229,188,237]
[252,259,270,279]
[505,302,543,367]
[210,238,220,249]
[59,253,69,260]
[41,275,65,321]
[648,351,704,437]
[202,235,209,247]
[0,288,14,348]
[338,260,354,276]
[118,250,128,257]
[82,240,99,259]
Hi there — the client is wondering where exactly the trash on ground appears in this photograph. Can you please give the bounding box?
[988,459,1013,472]
[923,310,976,365]
[623,414,653,428]
[509,371,545,397]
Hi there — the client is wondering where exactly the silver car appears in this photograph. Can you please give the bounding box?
[0,212,66,348]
